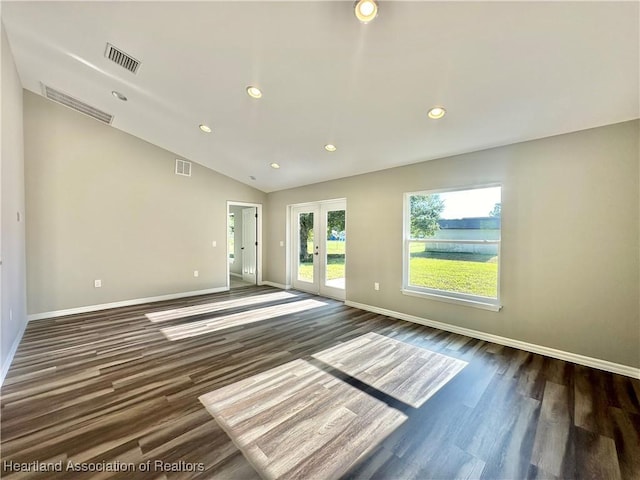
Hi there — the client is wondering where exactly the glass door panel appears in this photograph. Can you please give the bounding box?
[324,208,346,291]
[292,205,319,292]
[297,211,315,283]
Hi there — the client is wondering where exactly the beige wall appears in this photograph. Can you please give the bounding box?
[24,91,266,314]
[265,120,640,368]
[17,86,640,369]
[1,22,27,380]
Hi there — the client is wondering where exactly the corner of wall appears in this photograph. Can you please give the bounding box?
[1,22,28,385]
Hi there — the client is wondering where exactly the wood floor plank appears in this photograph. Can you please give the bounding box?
[609,407,640,480]
[480,394,539,480]
[574,365,615,437]
[383,387,470,462]
[372,442,485,480]
[455,375,522,461]
[530,381,572,477]
[573,427,622,480]
[1,285,638,480]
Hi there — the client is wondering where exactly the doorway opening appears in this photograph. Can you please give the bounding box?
[227,201,262,289]
[290,199,346,300]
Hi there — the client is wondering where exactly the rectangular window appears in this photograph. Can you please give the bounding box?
[403,185,502,311]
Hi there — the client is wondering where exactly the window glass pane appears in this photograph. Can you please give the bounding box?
[406,185,501,303]
[298,212,314,282]
[325,209,346,289]
[410,187,501,241]
[408,241,498,298]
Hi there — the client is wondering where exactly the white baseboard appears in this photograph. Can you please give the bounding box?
[27,287,230,322]
[0,318,28,387]
[345,300,640,379]
[230,272,242,279]
[261,281,291,290]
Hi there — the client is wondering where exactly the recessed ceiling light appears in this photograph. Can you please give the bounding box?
[324,144,337,152]
[427,106,446,119]
[199,124,212,133]
[354,0,378,23]
[246,86,262,99]
[111,90,127,101]
[270,162,280,169]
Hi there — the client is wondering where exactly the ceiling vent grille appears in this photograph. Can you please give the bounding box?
[104,43,140,74]
[43,85,113,124]
[175,159,192,177]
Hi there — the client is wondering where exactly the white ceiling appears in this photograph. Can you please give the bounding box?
[2,1,638,192]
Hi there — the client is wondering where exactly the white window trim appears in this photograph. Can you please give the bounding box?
[401,287,502,311]
[402,184,502,312]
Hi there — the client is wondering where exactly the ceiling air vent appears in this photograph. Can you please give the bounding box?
[43,85,113,124]
[104,43,140,74]
[175,159,192,177]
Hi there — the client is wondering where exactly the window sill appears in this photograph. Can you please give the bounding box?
[401,288,502,312]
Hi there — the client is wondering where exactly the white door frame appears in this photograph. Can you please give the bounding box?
[227,201,262,288]
[289,198,346,300]
[241,207,257,284]
[291,204,320,293]
[318,199,347,299]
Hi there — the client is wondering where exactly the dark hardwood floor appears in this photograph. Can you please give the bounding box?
[1,286,639,479]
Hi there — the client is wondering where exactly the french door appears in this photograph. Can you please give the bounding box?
[291,199,346,300]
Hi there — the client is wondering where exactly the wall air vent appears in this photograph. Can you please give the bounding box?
[42,85,113,124]
[104,43,140,74]
[175,159,192,177]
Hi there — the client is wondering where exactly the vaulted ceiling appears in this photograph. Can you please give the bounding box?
[3,1,638,192]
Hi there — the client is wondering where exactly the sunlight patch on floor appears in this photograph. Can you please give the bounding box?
[313,332,467,408]
[146,291,298,322]
[160,298,328,341]
[199,359,407,480]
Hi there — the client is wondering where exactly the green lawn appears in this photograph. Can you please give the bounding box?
[409,248,498,297]
[298,241,497,297]
[298,256,345,282]
[304,240,344,255]
[298,241,345,282]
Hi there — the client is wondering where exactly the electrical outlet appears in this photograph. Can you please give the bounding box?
[280,241,284,247]
[193,270,199,277]
[374,282,380,291]
[94,279,102,288]
[212,241,217,247]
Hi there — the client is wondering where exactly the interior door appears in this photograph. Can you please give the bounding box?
[242,207,257,284]
[291,200,346,300]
